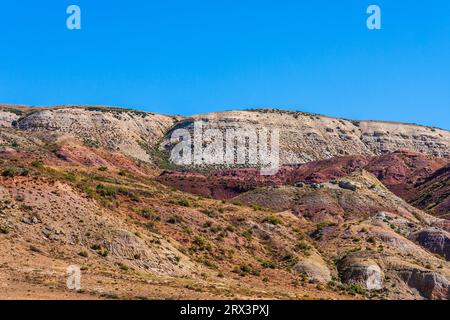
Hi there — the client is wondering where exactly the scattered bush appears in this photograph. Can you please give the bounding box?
[233,264,260,277]
[316,221,336,230]
[118,170,128,176]
[141,208,160,221]
[258,258,276,269]
[78,251,89,258]
[201,209,217,218]
[348,284,366,295]
[167,215,183,224]
[203,221,212,228]
[2,167,29,177]
[0,225,10,234]
[96,184,117,198]
[117,188,140,202]
[242,229,253,240]
[295,241,312,254]
[210,226,222,234]
[98,166,108,172]
[262,215,282,225]
[63,172,77,182]
[279,252,298,267]
[90,244,101,250]
[117,263,129,271]
[175,199,191,207]
[367,236,376,244]
[31,160,44,169]
[251,203,264,211]
[191,236,212,252]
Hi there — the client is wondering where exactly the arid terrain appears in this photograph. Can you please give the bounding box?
[0,105,449,300]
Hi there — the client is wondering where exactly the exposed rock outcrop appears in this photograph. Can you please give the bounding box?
[337,254,383,291]
[12,106,178,163]
[160,109,450,167]
[409,228,450,261]
[396,268,449,300]
[293,254,332,284]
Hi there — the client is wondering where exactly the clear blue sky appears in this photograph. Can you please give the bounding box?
[0,1,449,129]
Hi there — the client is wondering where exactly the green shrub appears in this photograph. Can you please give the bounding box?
[280,252,298,267]
[202,221,212,228]
[348,284,366,295]
[167,215,183,224]
[316,221,336,230]
[118,170,128,176]
[210,226,222,233]
[83,186,96,198]
[96,184,117,198]
[64,172,77,182]
[251,203,264,211]
[295,241,311,254]
[201,209,217,218]
[242,229,253,240]
[258,258,276,269]
[2,167,28,177]
[100,250,109,257]
[98,166,108,172]
[367,236,376,244]
[78,251,89,258]
[141,208,160,221]
[176,199,191,207]
[117,263,129,271]
[262,215,282,225]
[233,264,260,276]
[31,160,44,169]
[0,225,10,234]
[90,244,101,250]
[191,236,212,252]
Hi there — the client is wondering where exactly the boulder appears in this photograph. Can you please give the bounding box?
[293,254,332,284]
[338,180,358,192]
[396,269,449,300]
[338,255,383,290]
[409,228,450,261]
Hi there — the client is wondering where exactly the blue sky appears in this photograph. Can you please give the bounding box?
[0,1,449,129]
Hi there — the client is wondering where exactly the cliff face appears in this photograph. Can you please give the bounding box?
[160,109,450,166]
[0,110,20,128]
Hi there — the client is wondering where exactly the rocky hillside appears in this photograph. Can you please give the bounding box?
[0,104,449,300]
[0,105,179,163]
[160,109,450,167]
[411,164,450,218]
[2,106,449,167]
[158,151,449,217]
